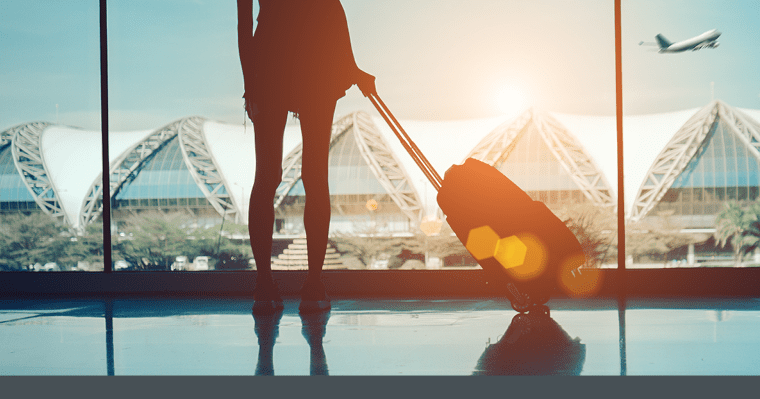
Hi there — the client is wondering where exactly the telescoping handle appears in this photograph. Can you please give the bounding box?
[368,93,443,191]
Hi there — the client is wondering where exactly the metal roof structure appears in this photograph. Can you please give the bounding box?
[276,111,424,225]
[4,101,760,231]
[466,108,616,209]
[631,100,760,223]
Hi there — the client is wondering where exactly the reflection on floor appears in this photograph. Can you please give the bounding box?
[1,298,759,375]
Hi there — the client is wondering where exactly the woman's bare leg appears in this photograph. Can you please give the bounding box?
[248,101,288,287]
[298,99,337,283]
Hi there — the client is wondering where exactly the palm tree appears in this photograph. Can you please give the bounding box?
[714,201,760,267]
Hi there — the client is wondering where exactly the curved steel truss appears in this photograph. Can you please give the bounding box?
[81,116,238,227]
[9,122,66,221]
[274,113,354,210]
[467,109,615,208]
[178,117,238,223]
[274,111,424,224]
[465,111,532,165]
[79,119,183,227]
[631,100,760,222]
[1,124,17,150]
[352,111,424,223]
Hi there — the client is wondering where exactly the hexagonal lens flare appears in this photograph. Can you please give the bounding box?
[505,233,549,280]
[465,225,500,260]
[494,235,527,269]
[466,227,550,280]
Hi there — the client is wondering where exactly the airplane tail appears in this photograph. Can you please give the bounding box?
[655,34,672,49]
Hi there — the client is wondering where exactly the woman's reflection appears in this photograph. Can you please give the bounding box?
[300,310,331,375]
[252,309,331,375]
[473,307,586,375]
[252,308,284,375]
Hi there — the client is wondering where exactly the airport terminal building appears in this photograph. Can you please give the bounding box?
[3,100,760,266]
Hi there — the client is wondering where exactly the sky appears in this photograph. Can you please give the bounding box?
[1,0,759,132]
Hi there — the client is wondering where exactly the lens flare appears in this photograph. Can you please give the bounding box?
[496,86,527,115]
[504,233,548,281]
[493,235,527,270]
[420,215,443,236]
[465,225,500,261]
[558,256,602,298]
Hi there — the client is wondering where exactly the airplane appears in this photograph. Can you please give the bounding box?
[640,29,721,53]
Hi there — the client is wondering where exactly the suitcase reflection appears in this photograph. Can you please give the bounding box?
[473,309,586,375]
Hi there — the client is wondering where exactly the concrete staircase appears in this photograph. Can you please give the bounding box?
[272,237,344,270]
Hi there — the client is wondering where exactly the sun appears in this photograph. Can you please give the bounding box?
[496,86,528,115]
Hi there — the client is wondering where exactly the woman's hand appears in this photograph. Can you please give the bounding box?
[356,68,376,97]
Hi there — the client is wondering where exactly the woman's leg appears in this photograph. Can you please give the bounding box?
[248,101,289,288]
[298,99,337,283]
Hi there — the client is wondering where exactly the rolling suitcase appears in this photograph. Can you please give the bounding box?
[368,93,587,312]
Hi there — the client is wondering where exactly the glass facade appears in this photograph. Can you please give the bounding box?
[495,120,594,208]
[498,124,579,192]
[279,128,412,237]
[114,136,210,204]
[285,128,389,197]
[0,145,37,212]
[652,119,760,224]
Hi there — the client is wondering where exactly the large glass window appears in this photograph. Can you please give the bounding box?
[24,1,760,276]
[623,0,760,268]
[330,0,619,272]
[106,1,248,272]
[93,1,620,274]
[1,1,622,275]
[0,1,103,272]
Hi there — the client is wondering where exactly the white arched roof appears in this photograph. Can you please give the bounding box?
[38,126,151,227]
[370,115,509,216]
[551,108,699,214]
[203,119,317,220]
[367,107,704,217]
[7,101,760,227]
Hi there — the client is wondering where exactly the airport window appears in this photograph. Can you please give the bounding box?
[623,0,760,268]
[1,0,102,272]
[3,0,760,295]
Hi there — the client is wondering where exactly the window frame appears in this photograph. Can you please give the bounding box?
[4,0,760,299]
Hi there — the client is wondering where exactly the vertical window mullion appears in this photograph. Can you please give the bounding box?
[100,0,112,273]
[615,0,625,274]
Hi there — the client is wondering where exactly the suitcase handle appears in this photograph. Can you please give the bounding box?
[368,93,443,191]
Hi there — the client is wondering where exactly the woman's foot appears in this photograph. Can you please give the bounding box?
[299,278,330,313]
[253,279,284,315]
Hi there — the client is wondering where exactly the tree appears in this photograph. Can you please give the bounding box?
[400,221,469,267]
[554,204,617,267]
[0,213,62,270]
[209,221,253,270]
[331,222,406,268]
[52,221,104,270]
[115,212,191,270]
[625,209,711,265]
[714,201,760,267]
[114,212,253,270]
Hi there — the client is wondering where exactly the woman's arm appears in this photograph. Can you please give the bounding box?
[328,0,376,96]
[237,0,254,77]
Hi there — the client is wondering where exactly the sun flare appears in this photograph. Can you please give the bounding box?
[496,86,528,115]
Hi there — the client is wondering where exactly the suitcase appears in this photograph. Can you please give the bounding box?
[369,93,586,312]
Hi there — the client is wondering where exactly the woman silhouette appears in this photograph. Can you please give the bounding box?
[238,0,375,314]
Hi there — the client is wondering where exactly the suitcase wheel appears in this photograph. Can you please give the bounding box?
[529,304,550,317]
[510,296,532,313]
[510,293,550,313]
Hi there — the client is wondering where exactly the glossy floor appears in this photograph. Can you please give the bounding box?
[1,298,759,375]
